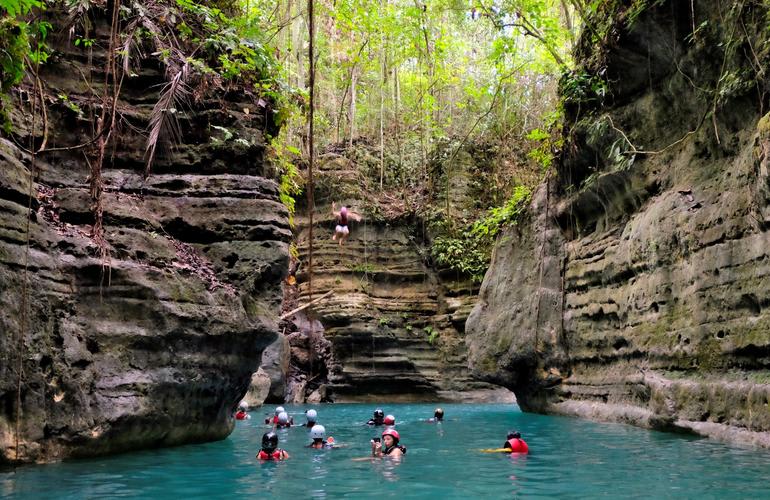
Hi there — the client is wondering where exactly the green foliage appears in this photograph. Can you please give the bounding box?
[73,36,94,48]
[378,317,389,327]
[172,0,277,85]
[526,108,563,173]
[0,1,49,131]
[431,236,489,281]
[268,137,302,226]
[350,263,378,274]
[0,18,29,94]
[431,186,531,283]
[560,69,608,106]
[58,93,84,119]
[424,326,439,344]
[247,0,571,189]
[0,0,41,18]
[469,186,531,240]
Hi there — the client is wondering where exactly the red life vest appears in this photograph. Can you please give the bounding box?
[506,438,529,453]
[257,449,284,460]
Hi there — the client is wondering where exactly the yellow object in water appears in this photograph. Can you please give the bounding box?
[478,448,512,453]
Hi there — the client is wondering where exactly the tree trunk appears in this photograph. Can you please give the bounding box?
[349,66,357,148]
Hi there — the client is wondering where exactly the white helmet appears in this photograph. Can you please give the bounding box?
[306,409,318,422]
[275,406,285,416]
[278,411,289,424]
[238,401,248,411]
[310,424,326,440]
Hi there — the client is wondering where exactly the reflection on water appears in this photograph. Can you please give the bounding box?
[3,403,770,499]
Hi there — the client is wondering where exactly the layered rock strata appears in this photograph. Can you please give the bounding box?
[0,17,289,463]
[467,0,770,447]
[289,152,513,402]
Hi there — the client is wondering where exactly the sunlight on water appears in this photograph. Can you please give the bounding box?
[3,403,770,498]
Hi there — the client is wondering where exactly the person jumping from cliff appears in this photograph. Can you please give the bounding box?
[257,431,289,461]
[332,201,361,246]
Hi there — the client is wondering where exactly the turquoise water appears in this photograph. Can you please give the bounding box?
[3,403,770,498]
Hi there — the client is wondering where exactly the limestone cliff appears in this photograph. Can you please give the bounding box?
[467,0,770,447]
[0,14,290,463]
[286,146,513,402]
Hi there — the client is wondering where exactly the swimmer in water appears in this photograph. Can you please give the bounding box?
[305,409,318,428]
[502,431,529,454]
[265,406,285,425]
[367,409,385,426]
[371,428,406,458]
[275,411,293,429]
[307,424,338,449]
[235,401,250,420]
[426,408,443,423]
[257,431,289,461]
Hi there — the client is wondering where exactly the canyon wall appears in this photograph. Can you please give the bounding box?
[0,14,289,463]
[467,0,770,447]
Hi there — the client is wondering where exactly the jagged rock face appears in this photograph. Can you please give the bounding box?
[0,18,290,463]
[467,0,770,447]
[291,153,512,402]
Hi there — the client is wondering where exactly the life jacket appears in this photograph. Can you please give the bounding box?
[506,438,529,454]
[235,411,248,420]
[383,444,407,456]
[257,449,285,460]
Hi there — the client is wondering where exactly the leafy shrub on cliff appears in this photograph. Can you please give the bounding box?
[0,0,45,131]
[431,186,531,283]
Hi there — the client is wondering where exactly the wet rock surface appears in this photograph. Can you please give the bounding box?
[467,0,770,447]
[0,17,289,464]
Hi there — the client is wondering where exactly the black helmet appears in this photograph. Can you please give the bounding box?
[507,431,521,440]
[434,408,444,418]
[374,409,384,419]
[262,431,278,451]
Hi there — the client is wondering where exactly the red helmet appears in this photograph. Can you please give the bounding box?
[384,415,395,425]
[382,428,400,443]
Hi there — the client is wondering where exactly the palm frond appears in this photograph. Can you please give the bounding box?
[120,21,140,76]
[144,63,190,177]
